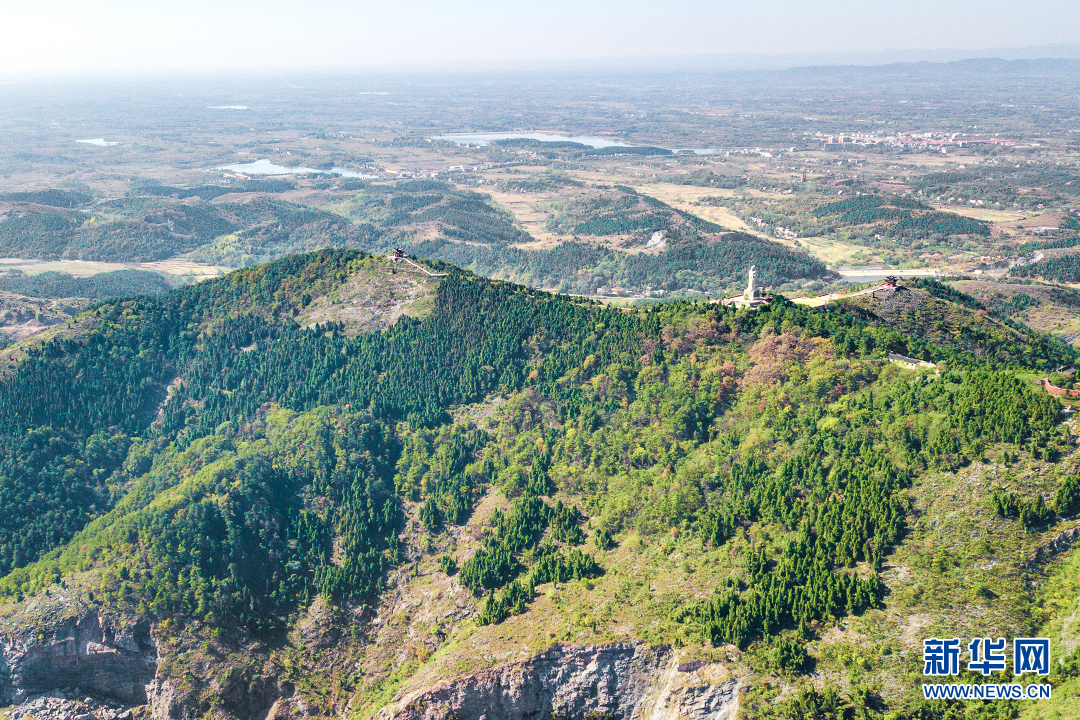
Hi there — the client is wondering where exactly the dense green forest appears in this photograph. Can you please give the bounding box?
[0,210,89,257]
[491,138,590,152]
[0,247,1077,718]
[133,179,297,200]
[0,428,130,577]
[0,250,1064,590]
[580,145,672,156]
[545,186,720,237]
[1016,235,1080,253]
[494,172,583,193]
[0,192,375,264]
[0,207,206,262]
[811,195,990,241]
[192,197,380,267]
[348,180,531,247]
[0,251,637,594]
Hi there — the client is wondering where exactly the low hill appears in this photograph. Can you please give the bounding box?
[0,189,93,208]
[543,185,721,238]
[0,182,828,297]
[340,181,829,295]
[662,169,747,189]
[835,278,1075,368]
[0,195,380,265]
[1012,247,1080,284]
[0,269,172,299]
[0,250,1079,719]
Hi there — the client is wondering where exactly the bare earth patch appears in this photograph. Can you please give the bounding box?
[299,260,438,335]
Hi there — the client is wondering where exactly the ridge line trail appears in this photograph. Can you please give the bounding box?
[394,255,448,277]
[792,282,888,307]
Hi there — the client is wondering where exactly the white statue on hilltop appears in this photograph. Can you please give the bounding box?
[721,265,769,309]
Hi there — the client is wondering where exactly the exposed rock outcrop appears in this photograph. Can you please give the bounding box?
[7,688,136,720]
[0,611,156,706]
[144,658,288,720]
[375,642,741,720]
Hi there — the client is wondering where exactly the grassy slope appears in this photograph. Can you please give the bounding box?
[0,291,84,341]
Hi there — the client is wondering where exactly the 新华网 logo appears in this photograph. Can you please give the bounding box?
[924,637,1049,676]
[921,637,1052,701]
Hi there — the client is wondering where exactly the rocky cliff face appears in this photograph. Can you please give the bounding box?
[0,599,741,720]
[374,643,741,720]
[0,611,156,706]
[0,607,287,720]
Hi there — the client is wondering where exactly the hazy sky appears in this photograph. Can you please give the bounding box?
[3,0,1079,76]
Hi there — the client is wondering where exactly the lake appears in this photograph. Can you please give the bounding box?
[214,159,376,178]
[434,132,716,154]
[436,132,632,149]
[77,139,120,146]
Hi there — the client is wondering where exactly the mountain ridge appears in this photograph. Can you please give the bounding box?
[0,249,1078,719]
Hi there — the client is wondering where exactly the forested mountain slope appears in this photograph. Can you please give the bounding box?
[0,250,1078,720]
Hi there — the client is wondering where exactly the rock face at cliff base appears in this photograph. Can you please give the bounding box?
[375,643,741,720]
[0,611,156,706]
[8,690,136,720]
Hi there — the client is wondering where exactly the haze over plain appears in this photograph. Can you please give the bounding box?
[3,0,1080,75]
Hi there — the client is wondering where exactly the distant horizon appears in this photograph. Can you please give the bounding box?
[3,0,1079,78]
[2,42,1080,83]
